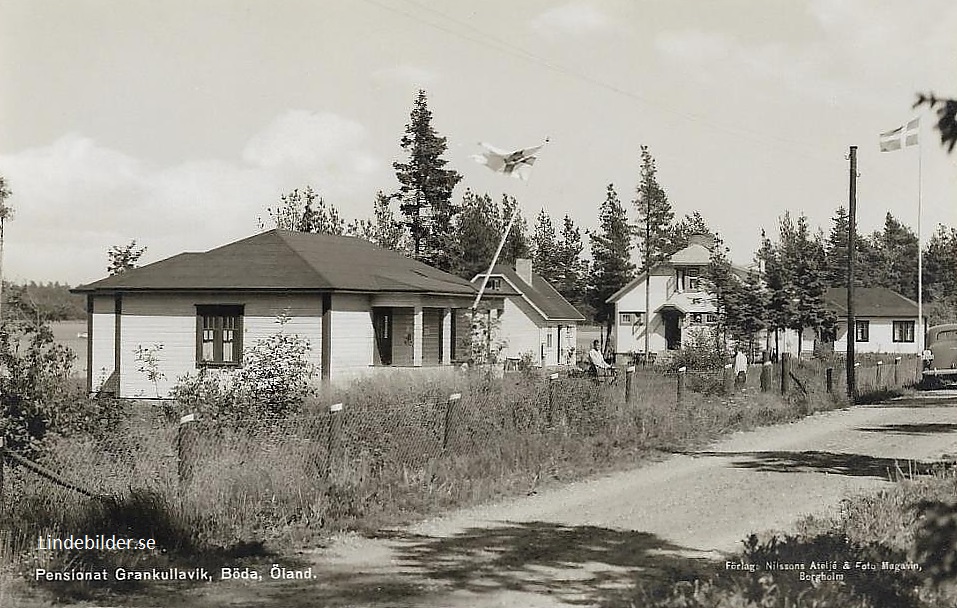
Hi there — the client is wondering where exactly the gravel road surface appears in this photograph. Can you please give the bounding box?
[155,390,957,608]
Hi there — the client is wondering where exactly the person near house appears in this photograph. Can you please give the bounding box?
[734,349,748,387]
[589,340,616,378]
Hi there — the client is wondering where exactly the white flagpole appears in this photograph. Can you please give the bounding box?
[917,118,924,355]
[472,202,521,310]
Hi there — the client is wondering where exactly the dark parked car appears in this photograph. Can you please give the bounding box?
[923,324,957,384]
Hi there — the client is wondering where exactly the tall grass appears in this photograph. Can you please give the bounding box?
[2,365,852,601]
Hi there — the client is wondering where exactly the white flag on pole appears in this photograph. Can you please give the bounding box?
[471,140,548,181]
[879,118,919,152]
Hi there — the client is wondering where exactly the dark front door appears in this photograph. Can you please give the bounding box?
[373,307,393,365]
[663,310,682,350]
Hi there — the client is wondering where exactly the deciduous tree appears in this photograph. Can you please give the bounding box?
[107,240,147,276]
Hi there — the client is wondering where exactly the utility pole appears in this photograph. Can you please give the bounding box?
[643,197,651,364]
[847,146,857,402]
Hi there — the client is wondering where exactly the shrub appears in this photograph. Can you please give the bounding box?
[669,328,727,371]
[170,313,315,426]
[0,319,75,454]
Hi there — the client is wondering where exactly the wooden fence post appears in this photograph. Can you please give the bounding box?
[760,353,771,393]
[0,437,5,511]
[723,363,733,395]
[676,366,687,404]
[894,356,901,386]
[177,413,198,493]
[625,366,635,404]
[876,360,883,388]
[443,393,461,450]
[326,402,344,478]
[780,353,792,395]
[547,373,559,426]
[825,367,834,394]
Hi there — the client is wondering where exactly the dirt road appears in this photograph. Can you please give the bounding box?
[155,391,957,608]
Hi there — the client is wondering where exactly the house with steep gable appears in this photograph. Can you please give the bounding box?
[472,259,585,367]
[72,230,504,398]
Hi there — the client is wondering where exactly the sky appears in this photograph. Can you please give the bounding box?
[1,0,955,285]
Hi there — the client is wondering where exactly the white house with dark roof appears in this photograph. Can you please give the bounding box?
[72,230,504,398]
[472,259,585,367]
[824,287,926,354]
[607,234,731,357]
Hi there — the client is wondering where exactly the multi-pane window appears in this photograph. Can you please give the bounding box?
[196,305,243,366]
[684,268,700,291]
[487,278,502,291]
[855,320,870,342]
[893,320,915,343]
[620,312,643,325]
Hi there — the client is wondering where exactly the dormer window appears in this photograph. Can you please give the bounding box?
[676,267,701,292]
[487,277,501,290]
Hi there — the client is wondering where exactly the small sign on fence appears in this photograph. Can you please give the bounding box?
[179,413,197,424]
[449,393,462,401]
[329,402,343,413]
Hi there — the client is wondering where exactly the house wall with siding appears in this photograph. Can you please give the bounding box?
[498,296,544,364]
[422,308,443,365]
[328,293,374,376]
[613,269,672,354]
[90,295,117,390]
[832,318,921,355]
[114,292,324,398]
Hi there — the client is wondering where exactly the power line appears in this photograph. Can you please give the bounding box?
[362,0,837,165]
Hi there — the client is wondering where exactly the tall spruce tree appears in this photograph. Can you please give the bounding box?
[588,184,635,340]
[392,90,462,272]
[633,145,675,271]
[532,208,560,284]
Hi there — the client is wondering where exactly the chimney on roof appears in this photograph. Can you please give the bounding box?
[515,258,533,284]
[688,233,715,250]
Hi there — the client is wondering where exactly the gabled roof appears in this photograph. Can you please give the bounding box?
[824,287,920,318]
[74,230,479,296]
[472,265,585,322]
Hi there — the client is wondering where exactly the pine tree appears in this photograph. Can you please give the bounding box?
[531,208,560,284]
[670,211,716,251]
[555,215,589,314]
[763,213,832,357]
[455,190,501,279]
[704,236,737,354]
[392,90,462,271]
[499,194,531,264]
[587,184,635,339]
[872,213,919,300]
[633,145,675,271]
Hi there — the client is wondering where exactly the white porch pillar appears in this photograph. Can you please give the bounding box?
[413,305,423,366]
[441,308,452,365]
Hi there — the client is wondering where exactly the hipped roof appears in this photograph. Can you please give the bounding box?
[74,230,479,296]
[825,287,921,318]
